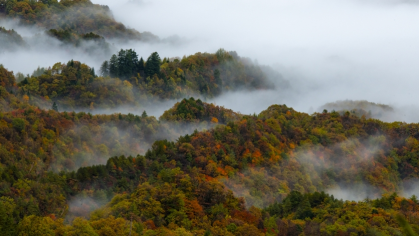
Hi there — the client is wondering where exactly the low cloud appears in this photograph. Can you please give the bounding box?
[222,136,390,208]
[87,0,419,123]
[326,183,383,201]
[66,190,111,222]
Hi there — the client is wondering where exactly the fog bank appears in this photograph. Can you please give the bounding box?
[91,0,419,122]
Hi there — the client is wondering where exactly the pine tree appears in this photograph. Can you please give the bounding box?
[138,57,145,73]
[125,49,138,78]
[117,49,127,78]
[136,57,145,78]
[141,110,148,118]
[109,54,118,78]
[90,67,96,78]
[52,102,58,112]
[100,60,109,77]
[295,197,313,220]
[144,52,161,77]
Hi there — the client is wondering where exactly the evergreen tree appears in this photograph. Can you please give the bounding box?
[117,49,127,78]
[126,49,139,78]
[145,52,161,77]
[141,110,148,118]
[52,102,58,112]
[99,60,109,77]
[67,59,74,67]
[90,67,96,78]
[138,57,145,75]
[109,54,118,78]
[295,197,313,220]
[109,49,140,79]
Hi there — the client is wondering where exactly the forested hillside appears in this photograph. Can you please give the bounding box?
[1,1,419,233]
[3,59,419,234]
[0,0,155,41]
[0,0,157,56]
[15,49,274,110]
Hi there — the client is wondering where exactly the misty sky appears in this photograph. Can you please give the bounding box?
[2,0,419,120]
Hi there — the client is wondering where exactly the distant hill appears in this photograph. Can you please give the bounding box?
[160,97,241,124]
[2,0,157,41]
[319,100,395,120]
[0,26,26,52]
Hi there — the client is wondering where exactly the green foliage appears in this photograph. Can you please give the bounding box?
[160,97,240,123]
[103,49,140,79]
[12,118,25,132]
[145,52,161,77]
[0,197,17,235]
[16,215,55,236]
[396,214,418,236]
[52,102,58,112]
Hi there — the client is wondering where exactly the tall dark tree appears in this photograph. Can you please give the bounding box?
[109,54,118,78]
[117,49,127,78]
[141,110,148,118]
[105,49,140,79]
[100,60,109,77]
[121,49,138,78]
[52,102,58,112]
[90,67,96,78]
[138,57,145,77]
[295,197,313,220]
[144,52,161,77]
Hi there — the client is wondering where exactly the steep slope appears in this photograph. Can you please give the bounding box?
[2,0,156,41]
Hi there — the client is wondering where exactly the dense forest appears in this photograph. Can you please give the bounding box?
[15,49,274,110]
[4,62,419,234]
[2,0,419,235]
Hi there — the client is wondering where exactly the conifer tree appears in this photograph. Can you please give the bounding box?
[138,57,145,73]
[141,110,148,118]
[295,197,313,220]
[100,60,109,77]
[109,54,118,78]
[52,102,58,112]
[144,52,161,77]
[117,49,126,78]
